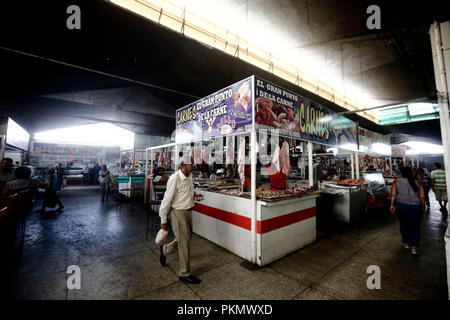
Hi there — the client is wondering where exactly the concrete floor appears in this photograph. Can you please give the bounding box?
[12,186,449,300]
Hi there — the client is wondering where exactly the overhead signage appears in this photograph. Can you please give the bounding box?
[175,77,254,143]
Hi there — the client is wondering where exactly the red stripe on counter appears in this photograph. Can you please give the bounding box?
[257,207,316,234]
[193,203,315,234]
[193,203,252,231]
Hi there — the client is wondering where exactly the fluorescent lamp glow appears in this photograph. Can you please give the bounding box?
[6,118,30,151]
[403,141,444,155]
[371,142,391,156]
[34,123,134,149]
[326,148,338,155]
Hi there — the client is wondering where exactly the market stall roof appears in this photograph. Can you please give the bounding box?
[0,0,447,141]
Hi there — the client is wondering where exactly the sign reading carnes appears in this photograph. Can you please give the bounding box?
[175,77,254,143]
[255,77,358,149]
[176,105,196,125]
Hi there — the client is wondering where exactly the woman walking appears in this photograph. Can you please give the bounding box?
[99,165,112,201]
[39,168,64,214]
[390,166,425,255]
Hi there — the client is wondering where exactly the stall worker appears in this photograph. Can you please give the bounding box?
[266,163,286,191]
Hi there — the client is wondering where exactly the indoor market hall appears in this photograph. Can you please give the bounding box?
[0,0,449,304]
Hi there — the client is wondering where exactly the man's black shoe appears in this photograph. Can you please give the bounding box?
[159,245,166,266]
[179,275,201,284]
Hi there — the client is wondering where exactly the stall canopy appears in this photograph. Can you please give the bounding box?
[175,75,359,151]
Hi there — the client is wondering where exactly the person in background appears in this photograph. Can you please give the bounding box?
[56,163,65,190]
[93,163,101,185]
[390,166,425,255]
[431,162,448,214]
[159,158,203,284]
[38,168,64,214]
[417,168,431,210]
[266,162,286,191]
[99,165,112,202]
[0,166,49,204]
[82,164,90,186]
[392,165,400,176]
[0,158,15,191]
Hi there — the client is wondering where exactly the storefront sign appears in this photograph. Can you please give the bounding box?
[391,144,406,157]
[254,77,358,149]
[358,128,391,156]
[32,142,105,156]
[175,77,254,143]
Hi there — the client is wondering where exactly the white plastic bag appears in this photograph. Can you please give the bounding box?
[155,228,168,245]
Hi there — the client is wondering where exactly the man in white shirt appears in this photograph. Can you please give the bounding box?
[159,159,202,284]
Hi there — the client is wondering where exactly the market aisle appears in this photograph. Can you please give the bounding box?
[12,187,449,300]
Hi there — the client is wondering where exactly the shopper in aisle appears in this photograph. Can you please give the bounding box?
[159,157,202,284]
[0,166,49,208]
[82,164,90,186]
[390,166,425,255]
[56,163,65,190]
[99,165,112,202]
[431,162,447,214]
[417,168,431,210]
[38,168,64,214]
[0,158,15,191]
[93,163,101,185]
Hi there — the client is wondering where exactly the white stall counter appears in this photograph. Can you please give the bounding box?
[192,190,319,266]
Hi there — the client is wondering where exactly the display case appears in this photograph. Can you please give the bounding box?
[65,167,83,185]
[321,183,368,223]
[361,171,389,208]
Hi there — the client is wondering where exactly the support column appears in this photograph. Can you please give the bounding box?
[308,141,313,187]
[250,130,258,265]
[432,21,450,205]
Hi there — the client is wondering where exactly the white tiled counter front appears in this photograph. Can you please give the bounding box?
[193,191,318,266]
[446,224,450,300]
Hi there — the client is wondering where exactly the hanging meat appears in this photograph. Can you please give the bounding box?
[280,141,291,175]
[272,144,281,173]
[237,137,246,186]
[226,138,234,165]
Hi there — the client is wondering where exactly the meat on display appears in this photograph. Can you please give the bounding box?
[255,97,299,132]
[237,137,246,185]
[272,145,281,173]
[280,141,291,175]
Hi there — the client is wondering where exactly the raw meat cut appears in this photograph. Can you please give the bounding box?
[226,138,234,165]
[272,145,281,173]
[280,141,291,175]
[238,137,246,185]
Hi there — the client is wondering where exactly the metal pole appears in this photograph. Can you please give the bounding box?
[351,153,355,179]
[250,130,258,265]
[308,142,313,187]
[390,156,392,175]
[355,151,360,179]
[433,21,450,205]
[144,148,148,204]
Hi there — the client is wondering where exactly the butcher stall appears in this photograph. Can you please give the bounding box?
[146,76,360,266]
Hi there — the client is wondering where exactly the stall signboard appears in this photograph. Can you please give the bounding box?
[391,144,406,157]
[32,142,105,156]
[175,77,254,143]
[358,128,391,156]
[254,77,358,149]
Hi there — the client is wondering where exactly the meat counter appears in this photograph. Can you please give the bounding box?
[320,183,368,223]
[192,190,318,266]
